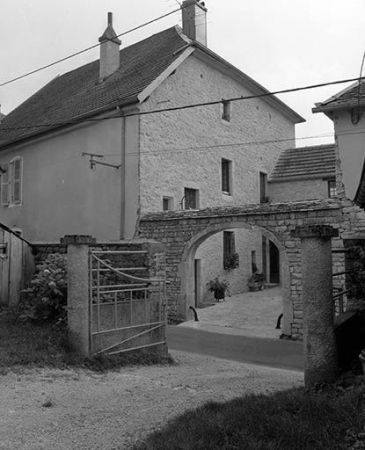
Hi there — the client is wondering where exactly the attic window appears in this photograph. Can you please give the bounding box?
[222,100,231,122]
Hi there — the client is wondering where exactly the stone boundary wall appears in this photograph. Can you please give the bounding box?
[138,200,343,338]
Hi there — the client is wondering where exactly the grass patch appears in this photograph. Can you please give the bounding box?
[133,380,365,450]
[0,307,173,372]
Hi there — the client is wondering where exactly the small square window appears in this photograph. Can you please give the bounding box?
[162,196,173,211]
[184,188,199,210]
[222,159,232,194]
[328,180,336,199]
[222,100,231,122]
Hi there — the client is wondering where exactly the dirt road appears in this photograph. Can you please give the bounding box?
[0,351,303,449]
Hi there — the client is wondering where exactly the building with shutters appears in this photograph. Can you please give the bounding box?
[0,1,304,299]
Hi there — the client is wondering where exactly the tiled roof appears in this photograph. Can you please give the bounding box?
[269,144,336,181]
[313,80,365,113]
[0,26,188,148]
[0,25,304,149]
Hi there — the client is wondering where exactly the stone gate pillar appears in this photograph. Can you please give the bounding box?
[292,225,339,386]
[61,235,96,357]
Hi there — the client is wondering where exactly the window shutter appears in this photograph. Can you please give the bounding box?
[1,162,9,206]
[11,158,22,204]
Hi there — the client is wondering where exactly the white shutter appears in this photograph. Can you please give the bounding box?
[11,157,22,204]
[1,162,9,206]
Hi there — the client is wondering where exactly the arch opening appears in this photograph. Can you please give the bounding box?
[178,221,292,336]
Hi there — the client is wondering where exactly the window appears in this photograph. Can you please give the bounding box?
[162,196,173,211]
[259,172,267,203]
[222,159,232,194]
[328,180,337,199]
[11,157,23,204]
[223,231,235,262]
[184,188,199,210]
[1,162,9,206]
[251,250,257,273]
[0,157,23,206]
[222,100,231,122]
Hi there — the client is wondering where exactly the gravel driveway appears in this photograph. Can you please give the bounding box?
[0,351,303,449]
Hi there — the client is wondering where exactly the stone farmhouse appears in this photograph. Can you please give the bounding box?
[0,0,307,304]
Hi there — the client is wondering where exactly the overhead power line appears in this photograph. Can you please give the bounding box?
[0,75,364,131]
[0,8,181,88]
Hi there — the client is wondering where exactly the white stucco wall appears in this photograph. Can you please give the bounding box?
[138,53,295,294]
[0,118,123,241]
[334,111,365,201]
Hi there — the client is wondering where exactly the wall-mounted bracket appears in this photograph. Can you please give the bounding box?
[82,152,121,170]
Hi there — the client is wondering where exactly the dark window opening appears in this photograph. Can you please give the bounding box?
[260,172,267,203]
[223,231,235,263]
[222,100,231,122]
[222,159,231,194]
[328,180,337,199]
[184,188,198,209]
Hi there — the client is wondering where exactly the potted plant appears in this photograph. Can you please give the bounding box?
[207,277,229,302]
[248,266,265,291]
[223,252,239,271]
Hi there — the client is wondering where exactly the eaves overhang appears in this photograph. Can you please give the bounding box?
[0,97,139,152]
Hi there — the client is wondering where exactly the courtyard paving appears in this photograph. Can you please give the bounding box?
[178,286,283,339]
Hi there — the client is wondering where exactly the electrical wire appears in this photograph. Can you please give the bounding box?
[0,74,364,131]
[0,8,181,88]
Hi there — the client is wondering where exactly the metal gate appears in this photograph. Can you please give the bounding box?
[89,249,166,355]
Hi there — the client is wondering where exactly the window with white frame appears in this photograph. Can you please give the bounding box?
[1,157,23,206]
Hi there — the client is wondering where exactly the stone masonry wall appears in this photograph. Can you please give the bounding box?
[138,53,296,300]
[138,200,343,339]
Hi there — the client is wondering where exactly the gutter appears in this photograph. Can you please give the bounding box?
[0,97,139,151]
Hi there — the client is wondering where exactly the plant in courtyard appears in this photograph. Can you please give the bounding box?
[248,263,265,291]
[20,253,67,324]
[207,277,229,301]
[223,252,239,271]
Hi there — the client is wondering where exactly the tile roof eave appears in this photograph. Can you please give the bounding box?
[312,101,365,114]
[269,172,335,183]
[0,96,139,151]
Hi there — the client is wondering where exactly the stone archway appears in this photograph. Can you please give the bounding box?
[138,200,343,338]
[178,221,292,335]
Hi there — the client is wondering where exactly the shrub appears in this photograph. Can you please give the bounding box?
[20,253,67,324]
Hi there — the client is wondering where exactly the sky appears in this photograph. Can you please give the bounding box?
[1,0,365,147]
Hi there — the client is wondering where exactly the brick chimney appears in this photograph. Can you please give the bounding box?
[181,0,207,46]
[98,12,121,80]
